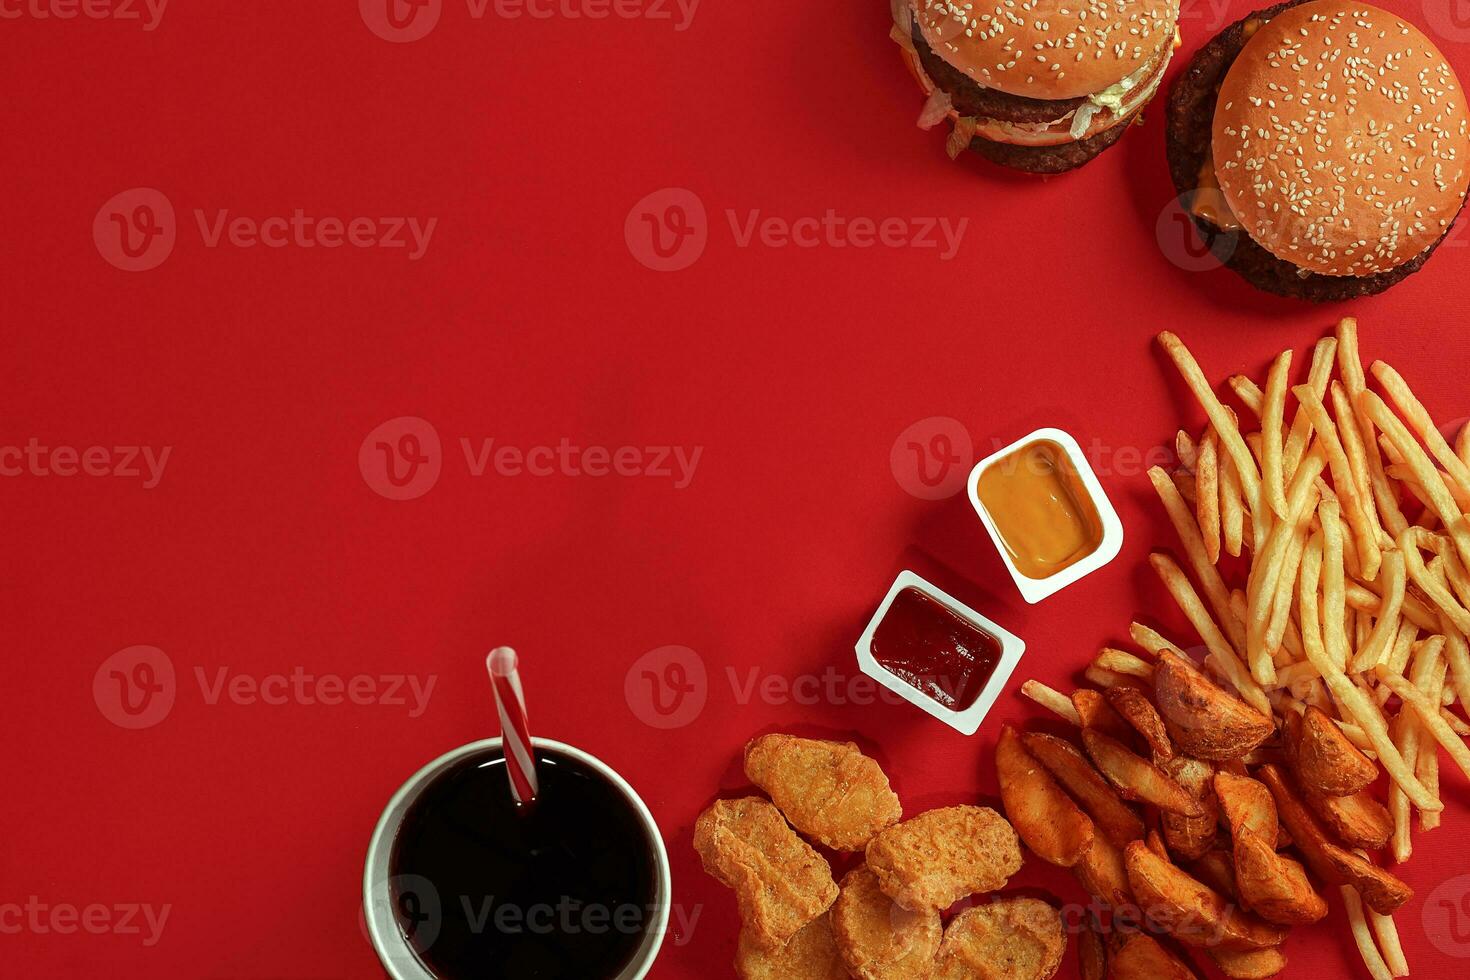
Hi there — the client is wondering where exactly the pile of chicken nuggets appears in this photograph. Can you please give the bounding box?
[695,734,1066,980]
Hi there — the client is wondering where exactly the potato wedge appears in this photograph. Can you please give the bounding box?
[1106,685,1176,761]
[1124,842,1289,950]
[1189,849,1238,898]
[1232,826,1328,925]
[996,724,1094,867]
[1256,764,1340,886]
[1214,772,1278,848]
[1305,787,1392,851]
[1083,729,1204,817]
[1079,914,1107,980]
[1074,834,1135,908]
[1208,946,1288,980]
[1072,688,1138,742]
[1154,651,1275,761]
[1162,757,1221,861]
[1021,732,1145,847]
[1110,932,1200,980]
[1290,705,1378,796]
[1321,843,1413,915]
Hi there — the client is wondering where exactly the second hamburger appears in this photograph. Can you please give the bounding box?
[892,0,1183,173]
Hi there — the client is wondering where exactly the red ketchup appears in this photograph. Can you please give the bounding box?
[870,587,1002,711]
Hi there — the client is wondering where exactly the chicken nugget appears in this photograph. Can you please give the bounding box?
[694,797,838,949]
[865,806,1023,911]
[736,911,852,980]
[831,867,941,980]
[745,735,903,851]
[932,897,1066,980]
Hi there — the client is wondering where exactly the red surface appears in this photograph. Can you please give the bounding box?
[5,0,1470,976]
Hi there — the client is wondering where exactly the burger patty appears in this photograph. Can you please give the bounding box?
[1165,0,1463,301]
[911,19,1087,125]
[966,116,1136,175]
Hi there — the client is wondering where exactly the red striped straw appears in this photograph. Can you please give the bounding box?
[486,647,538,805]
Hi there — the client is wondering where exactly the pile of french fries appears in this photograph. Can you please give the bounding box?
[1016,320,1470,979]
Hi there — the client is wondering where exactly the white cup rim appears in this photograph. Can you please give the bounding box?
[363,737,672,980]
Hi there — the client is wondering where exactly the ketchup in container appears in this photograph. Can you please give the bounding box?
[869,587,1002,711]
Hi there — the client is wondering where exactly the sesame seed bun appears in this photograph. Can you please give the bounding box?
[914,0,1181,102]
[1212,1,1470,277]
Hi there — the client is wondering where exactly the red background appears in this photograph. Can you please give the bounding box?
[4,0,1470,976]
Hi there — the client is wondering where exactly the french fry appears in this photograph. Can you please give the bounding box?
[1459,420,1470,470]
[1375,667,1470,786]
[1368,909,1410,978]
[1159,332,1264,521]
[1364,390,1470,572]
[1222,449,1245,559]
[1399,528,1470,635]
[1345,577,1438,632]
[1283,336,1338,483]
[1372,359,1470,501]
[1174,470,1198,507]
[1436,617,1470,728]
[1342,885,1394,980]
[1148,467,1247,656]
[1230,375,1265,417]
[1130,621,1187,658]
[1331,380,1388,549]
[1320,498,1351,670]
[1353,551,1406,672]
[1085,665,1138,691]
[1020,679,1081,726]
[1198,429,1222,565]
[1176,430,1199,472]
[1247,450,1328,684]
[1096,648,1155,682]
[1263,350,1292,520]
[1151,553,1268,713]
[1338,318,1409,541]
[1265,508,1315,670]
[1296,384,1381,580]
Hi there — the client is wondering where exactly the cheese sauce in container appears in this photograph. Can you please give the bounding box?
[968,428,1122,603]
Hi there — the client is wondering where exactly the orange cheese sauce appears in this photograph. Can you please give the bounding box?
[1191,159,1243,232]
[976,441,1104,580]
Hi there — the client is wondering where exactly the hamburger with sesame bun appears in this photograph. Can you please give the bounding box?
[891,0,1183,173]
[1166,0,1470,300]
